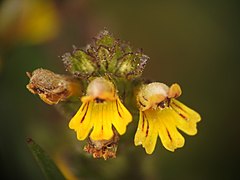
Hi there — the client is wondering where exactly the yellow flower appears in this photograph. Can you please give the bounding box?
[69,77,132,141]
[0,0,59,44]
[134,83,201,154]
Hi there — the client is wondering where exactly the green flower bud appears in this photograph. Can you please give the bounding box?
[61,29,149,79]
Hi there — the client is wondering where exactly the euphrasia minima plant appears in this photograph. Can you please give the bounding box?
[27,29,201,160]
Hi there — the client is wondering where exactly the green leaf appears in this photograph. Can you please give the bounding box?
[27,138,65,180]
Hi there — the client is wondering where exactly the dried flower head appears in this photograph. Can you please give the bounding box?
[84,128,120,160]
[26,68,82,105]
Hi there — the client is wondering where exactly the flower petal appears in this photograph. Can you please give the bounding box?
[89,103,102,140]
[134,111,147,146]
[142,110,158,154]
[171,99,201,123]
[170,99,201,135]
[90,102,114,140]
[112,99,132,135]
[135,110,159,154]
[102,102,114,139]
[157,109,185,152]
[168,83,182,98]
[116,98,132,124]
[69,102,89,130]
[158,120,176,151]
[76,102,94,140]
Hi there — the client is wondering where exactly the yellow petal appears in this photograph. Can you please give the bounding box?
[168,83,182,98]
[69,102,89,130]
[89,103,102,140]
[157,110,185,152]
[69,96,132,141]
[76,102,94,140]
[90,102,114,140]
[102,102,114,139]
[171,99,201,123]
[134,111,148,146]
[170,99,201,135]
[170,108,198,136]
[158,119,176,152]
[112,99,132,135]
[116,98,132,124]
[81,96,94,103]
[142,110,158,154]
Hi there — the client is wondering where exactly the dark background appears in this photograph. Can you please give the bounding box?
[0,0,239,179]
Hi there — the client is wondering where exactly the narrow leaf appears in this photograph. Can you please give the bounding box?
[27,138,65,180]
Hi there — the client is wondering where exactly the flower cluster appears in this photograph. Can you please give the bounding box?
[26,29,201,159]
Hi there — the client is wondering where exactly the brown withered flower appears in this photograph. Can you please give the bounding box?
[26,68,82,105]
[84,128,120,160]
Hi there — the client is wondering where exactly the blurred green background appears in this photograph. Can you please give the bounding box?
[0,0,239,179]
